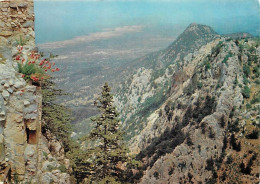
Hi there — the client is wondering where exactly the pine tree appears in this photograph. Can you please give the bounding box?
[41,79,72,152]
[88,83,128,183]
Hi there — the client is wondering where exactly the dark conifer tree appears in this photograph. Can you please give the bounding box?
[89,83,128,183]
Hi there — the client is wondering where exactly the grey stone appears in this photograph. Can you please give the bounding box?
[0,111,5,116]
[24,104,37,114]
[0,116,5,121]
[0,81,6,85]
[18,2,28,8]
[23,100,30,106]
[9,2,17,8]
[14,81,25,89]
[28,95,36,103]
[24,113,37,120]
[52,169,61,175]
[7,88,13,94]
[22,21,33,28]
[42,161,58,172]
[2,90,9,100]
[3,83,9,88]
[41,173,52,184]
[25,145,36,160]
[25,86,36,93]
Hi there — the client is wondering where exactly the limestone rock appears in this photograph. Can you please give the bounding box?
[0,31,12,37]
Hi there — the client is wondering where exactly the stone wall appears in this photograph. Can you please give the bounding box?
[0,0,40,181]
[0,1,71,183]
[0,0,34,47]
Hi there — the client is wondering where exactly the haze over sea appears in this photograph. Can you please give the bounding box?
[35,0,260,45]
[33,0,260,123]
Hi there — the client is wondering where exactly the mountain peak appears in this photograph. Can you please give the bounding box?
[185,23,217,35]
[164,23,217,62]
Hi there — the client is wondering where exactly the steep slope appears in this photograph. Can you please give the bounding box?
[116,24,259,183]
[115,23,217,141]
[137,37,259,184]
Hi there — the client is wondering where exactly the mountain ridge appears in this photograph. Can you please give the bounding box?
[115,24,260,183]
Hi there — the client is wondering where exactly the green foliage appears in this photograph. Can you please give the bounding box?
[18,61,44,82]
[230,134,241,152]
[246,103,252,109]
[216,83,221,89]
[233,76,238,86]
[245,130,258,139]
[251,96,260,104]
[243,65,250,77]
[15,35,28,46]
[253,66,259,78]
[242,86,251,99]
[66,141,92,183]
[137,97,141,103]
[139,86,168,118]
[243,75,249,85]
[222,52,233,65]
[58,165,67,173]
[226,155,233,164]
[228,119,240,133]
[42,151,48,160]
[99,176,121,184]
[14,171,19,184]
[85,83,137,183]
[47,165,56,172]
[197,82,203,89]
[42,79,73,152]
[205,62,211,71]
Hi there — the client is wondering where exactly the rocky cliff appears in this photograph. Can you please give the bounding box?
[0,1,70,183]
[116,24,259,183]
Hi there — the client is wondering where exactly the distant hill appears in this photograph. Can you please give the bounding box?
[223,32,254,39]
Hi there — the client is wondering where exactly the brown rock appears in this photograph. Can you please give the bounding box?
[0,31,12,37]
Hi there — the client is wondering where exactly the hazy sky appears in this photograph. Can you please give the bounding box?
[35,0,260,44]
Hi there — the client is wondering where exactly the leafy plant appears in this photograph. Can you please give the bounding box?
[15,35,28,46]
[243,65,250,77]
[242,86,251,98]
[16,46,60,85]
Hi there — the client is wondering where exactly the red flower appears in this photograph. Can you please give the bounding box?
[22,59,25,63]
[30,75,39,82]
[28,61,31,65]
[55,68,60,71]
[15,55,20,60]
[22,74,25,78]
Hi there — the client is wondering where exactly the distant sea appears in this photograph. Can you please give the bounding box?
[35,1,260,44]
